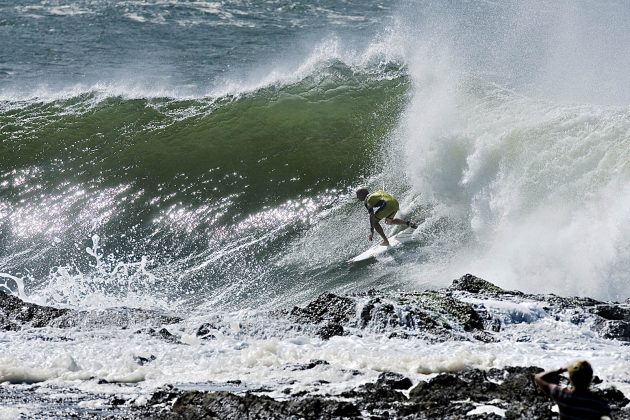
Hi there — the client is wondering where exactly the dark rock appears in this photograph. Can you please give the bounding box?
[168,391,361,419]
[0,291,71,328]
[472,330,499,342]
[545,295,603,310]
[387,331,409,339]
[1,322,20,331]
[1,290,183,333]
[376,372,413,390]
[290,293,356,325]
[147,385,179,406]
[449,273,515,295]
[595,387,630,409]
[136,327,183,344]
[157,328,181,343]
[134,354,156,366]
[195,323,216,340]
[351,381,408,404]
[416,291,485,332]
[288,360,330,371]
[317,322,344,340]
[410,370,496,404]
[593,318,630,341]
[136,365,629,420]
[587,305,630,341]
[358,299,401,330]
[591,305,630,321]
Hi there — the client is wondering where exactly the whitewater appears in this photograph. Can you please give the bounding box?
[1,0,630,417]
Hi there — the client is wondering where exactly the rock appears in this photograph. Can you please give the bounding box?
[588,305,630,341]
[287,360,330,371]
[449,273,516,295]
[376,372,413,390]
[409,370,495,404]
[195,323,217,340]
[591,305,630,321]
[593,318,630,341]
[135,327,183,344]
[317,322,344,340]
[136,365,629,420]
[415,291,485,332]
[1,290,182,332]
[0,290,71,329]
[134,354,156,366]
[544,295,603,310]
[290,293,356,325]
[167,391,361,419]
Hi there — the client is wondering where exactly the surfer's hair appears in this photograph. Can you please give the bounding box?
[355,188,369,200]
[567,360,593,390]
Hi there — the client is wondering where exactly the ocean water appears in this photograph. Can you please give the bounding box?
[1,0,630,415]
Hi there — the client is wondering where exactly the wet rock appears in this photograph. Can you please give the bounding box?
[317,322,344,340]
[135,327,183,344]
[1,290,183,333]
[415,291,485,332]
[376,372,413,390]
[134,354,157,366]
[195,323,217,340]
[593,318,630,341]
[589,305,630,341]
[449,273,516,295]
[136,365,629,420]
[52,307,183,329]
[290,292,356,325]
[544,294,603,310]
[0,291,71,329]
[410,371,492,404]
[287,359,330,371]
[167,391,361,419]
[591,305,630,321]
[597,387,630,410]
[359,298,397,328]
[147,385,179,406]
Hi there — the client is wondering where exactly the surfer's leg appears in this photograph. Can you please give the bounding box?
[370,214,390,246]
[385,216,418,229]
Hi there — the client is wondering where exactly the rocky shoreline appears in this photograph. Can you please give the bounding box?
[135,365,629,419]
[2,274,630,419]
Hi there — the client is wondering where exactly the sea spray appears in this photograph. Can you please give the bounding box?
[395,1,630,300]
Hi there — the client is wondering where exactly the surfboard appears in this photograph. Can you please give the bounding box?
[348,229,415,263]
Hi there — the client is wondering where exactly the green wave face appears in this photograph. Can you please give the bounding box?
[0,63,410,307]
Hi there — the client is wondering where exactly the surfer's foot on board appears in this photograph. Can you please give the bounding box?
[406,220,418,229]
[380,240,391,247]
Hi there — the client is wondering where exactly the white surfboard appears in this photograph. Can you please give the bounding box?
[348,229,415,263]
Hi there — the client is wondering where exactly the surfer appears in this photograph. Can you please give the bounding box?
[533,360,612,419]
[356,188,417,246]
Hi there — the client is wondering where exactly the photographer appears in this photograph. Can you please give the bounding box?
[534,360,612,419]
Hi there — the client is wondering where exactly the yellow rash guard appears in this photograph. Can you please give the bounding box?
[365,191,399,220]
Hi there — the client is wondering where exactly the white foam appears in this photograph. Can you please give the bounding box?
[2,298,628,404]
[0,406,31,419]
[467,404,506,417]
